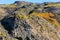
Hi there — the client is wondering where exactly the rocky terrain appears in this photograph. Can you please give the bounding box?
[0,1,60,40]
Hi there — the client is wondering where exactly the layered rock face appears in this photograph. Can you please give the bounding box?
[0,1,60,40]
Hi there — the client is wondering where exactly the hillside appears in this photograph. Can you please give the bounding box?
[0,1,60,40]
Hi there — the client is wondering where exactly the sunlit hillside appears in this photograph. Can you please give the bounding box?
[0,1,60,40]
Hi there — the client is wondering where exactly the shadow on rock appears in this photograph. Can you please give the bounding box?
[1,16,15,34]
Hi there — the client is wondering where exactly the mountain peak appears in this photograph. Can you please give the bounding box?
[14,1,21,4]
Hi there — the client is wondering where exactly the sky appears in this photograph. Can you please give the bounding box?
[0,0,60,4]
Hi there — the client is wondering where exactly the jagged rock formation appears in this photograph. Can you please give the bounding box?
[0,1,60,40]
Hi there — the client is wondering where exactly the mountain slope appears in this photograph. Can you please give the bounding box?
[0,1,60,40]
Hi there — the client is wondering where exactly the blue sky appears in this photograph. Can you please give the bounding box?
[0,0,60,4]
